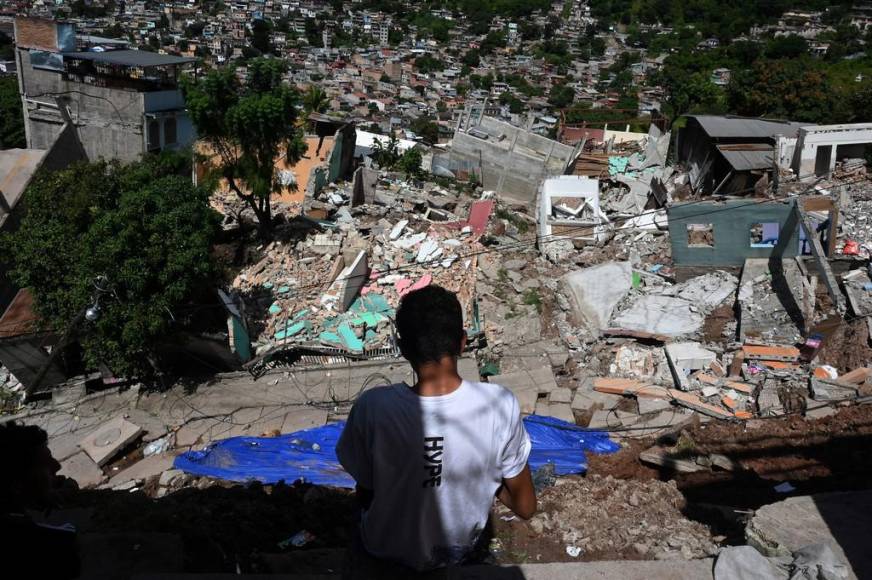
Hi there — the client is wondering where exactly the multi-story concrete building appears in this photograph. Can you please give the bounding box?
[14,17,196,163]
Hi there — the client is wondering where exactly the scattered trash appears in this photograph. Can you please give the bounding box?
[565,545,583,558]
[143,437,170,457]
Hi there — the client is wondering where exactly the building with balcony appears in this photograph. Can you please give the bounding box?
[14,17,197,163]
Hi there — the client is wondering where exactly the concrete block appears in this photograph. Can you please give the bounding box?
[174,417,222,448]
[638,397,673,415]
[58,451,105,488]
[79,416,143,466]
[549,387,572,404]
[563,262,632,334]
[491,366,559,414]
[639,445,705,473]
[105,454,176,488]
[534,401,575,423]
[665,342,717,390]
[588,409,621,430]
[281,408,330,433]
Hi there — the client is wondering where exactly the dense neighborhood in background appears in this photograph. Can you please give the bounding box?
[2,1,872,578]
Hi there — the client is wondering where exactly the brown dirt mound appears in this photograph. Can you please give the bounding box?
[493,475,718,564]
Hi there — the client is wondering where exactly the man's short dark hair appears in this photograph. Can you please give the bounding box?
[0,422,49,494]
[396,285,464,364]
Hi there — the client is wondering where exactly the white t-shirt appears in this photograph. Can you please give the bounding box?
[336,379,532,571]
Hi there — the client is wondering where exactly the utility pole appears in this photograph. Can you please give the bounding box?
[23,276,110,401]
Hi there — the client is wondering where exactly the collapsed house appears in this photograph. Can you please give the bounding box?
[677,115,872,195]
[676,115,811,195]
[448,115,579,205]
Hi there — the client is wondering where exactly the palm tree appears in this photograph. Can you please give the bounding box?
[303,86,329,114]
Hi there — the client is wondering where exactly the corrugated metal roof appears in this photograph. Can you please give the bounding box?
[691,115,813,139]
[62,50,196,68]
[717,144,774,171]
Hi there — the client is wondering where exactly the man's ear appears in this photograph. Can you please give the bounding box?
[459,331,467,353]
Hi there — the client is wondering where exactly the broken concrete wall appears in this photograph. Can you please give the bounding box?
[537,175,609,254]
[668,199,803,268]
[793,123,872,178]
[351,166,378,206]
[306,123,356,198]
[448,116,576,205]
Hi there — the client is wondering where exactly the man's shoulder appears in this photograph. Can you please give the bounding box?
[464,380,520,412]
[354,383,404,408]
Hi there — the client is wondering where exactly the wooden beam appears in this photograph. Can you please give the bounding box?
[797,205,847,315]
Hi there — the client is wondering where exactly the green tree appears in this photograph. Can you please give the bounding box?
[765,34,808,59]
[251,19,274,54]
[0,31,13,60]
[548,84,575,109]
[411,116,439,144]
[371,134,401,168]
[462,48,481,68]
[728,59,837,122]
[303,85,330,114]
[183,59,307,237]
[2,157,219,378]
[396,147,423,177]
[0,76,25,149]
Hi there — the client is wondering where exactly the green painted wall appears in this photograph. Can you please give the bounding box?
[668,198,803,267]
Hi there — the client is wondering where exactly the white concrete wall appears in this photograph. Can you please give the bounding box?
[793,123,872,178]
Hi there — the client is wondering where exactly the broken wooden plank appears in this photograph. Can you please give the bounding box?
[798,206,846,314]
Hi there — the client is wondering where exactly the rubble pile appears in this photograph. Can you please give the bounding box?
[518,475,719,560]
[229,176,486,356]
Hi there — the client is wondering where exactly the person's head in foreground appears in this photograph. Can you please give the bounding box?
[396,284,466,372]
[336,285,536,576]
[0,421,80,579]
[0,421,61,512]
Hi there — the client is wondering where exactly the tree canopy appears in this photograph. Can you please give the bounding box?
[2,155,220,378]
[183,58,307,237]
[0,76,25,149]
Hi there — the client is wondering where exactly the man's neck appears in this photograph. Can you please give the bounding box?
[412,357,463,396]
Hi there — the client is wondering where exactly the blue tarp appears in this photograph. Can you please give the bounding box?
[173,415,620,487]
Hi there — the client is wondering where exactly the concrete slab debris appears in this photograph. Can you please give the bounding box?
[549,387,572,404]
[666,342,717,390]
[58,451,106,488]
[563,262,633,335]
[611,295,705,337]
[103,454,176,489]
[713,546,788,580]
[535,401,575,423]
[747,491,872,578]
[491,366,559,415]
[639,445,705,473]
[79,416,144,467]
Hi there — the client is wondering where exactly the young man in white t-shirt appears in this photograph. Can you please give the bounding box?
[336,285,536,573]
